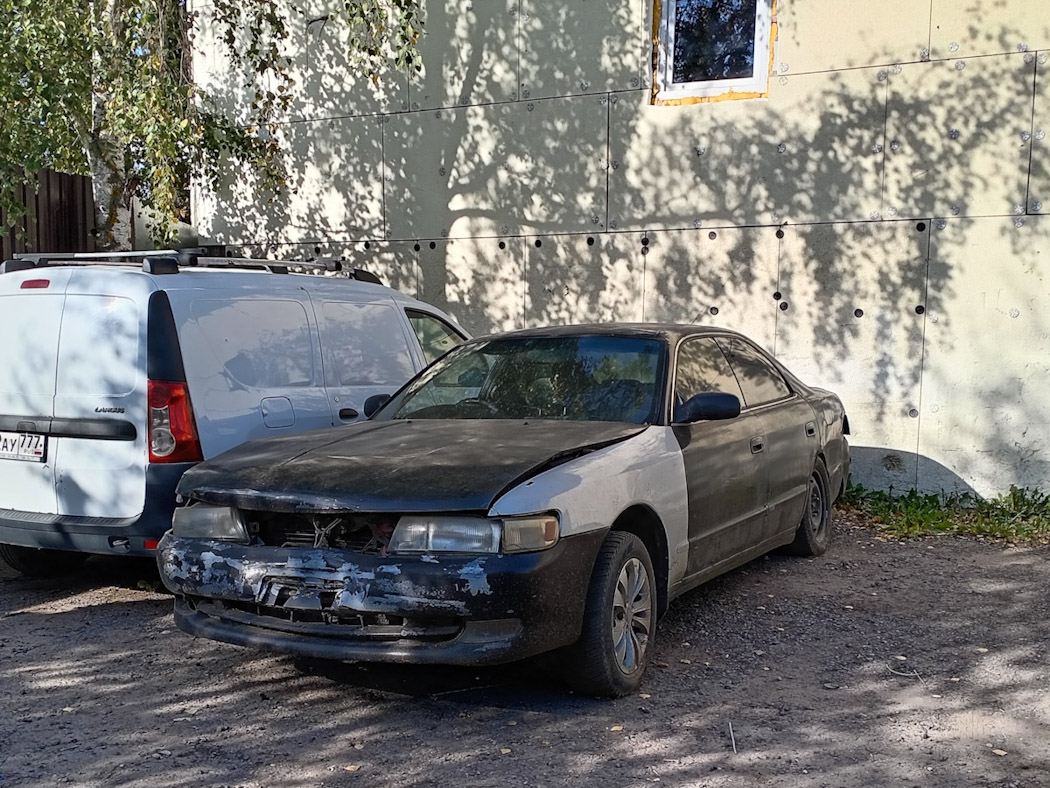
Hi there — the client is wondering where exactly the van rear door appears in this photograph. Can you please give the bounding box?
[51,269,150,520]
[0,268,74,516]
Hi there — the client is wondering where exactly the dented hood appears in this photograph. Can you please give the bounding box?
[178,419,649,513]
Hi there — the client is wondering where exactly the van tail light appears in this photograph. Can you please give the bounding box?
[148,380,203,463]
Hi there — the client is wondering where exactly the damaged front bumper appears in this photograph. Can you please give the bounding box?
[157,529,606,665]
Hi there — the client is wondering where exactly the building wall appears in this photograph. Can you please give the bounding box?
[190,0,1050,497]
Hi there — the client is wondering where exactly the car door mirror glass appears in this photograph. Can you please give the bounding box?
[363,393,391,418]
[674,392,741,423]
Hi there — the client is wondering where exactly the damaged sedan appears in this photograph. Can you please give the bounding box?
[157,325,850,696]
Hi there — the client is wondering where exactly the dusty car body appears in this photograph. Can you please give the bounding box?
[158,324,850,695]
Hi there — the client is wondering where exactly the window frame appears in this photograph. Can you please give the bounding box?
[404,308,468,366]
[714,335,793,409]
[654,0,775,104]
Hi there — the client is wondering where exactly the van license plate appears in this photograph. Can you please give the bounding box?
[0,431,47,462]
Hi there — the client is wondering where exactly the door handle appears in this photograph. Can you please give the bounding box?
[805,421,816,437]
[750,436,765,454]
[338,408,360,421]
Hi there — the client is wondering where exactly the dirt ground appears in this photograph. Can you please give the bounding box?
[1,512,1048,788]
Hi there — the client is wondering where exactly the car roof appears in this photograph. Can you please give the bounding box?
[470,322,750,345]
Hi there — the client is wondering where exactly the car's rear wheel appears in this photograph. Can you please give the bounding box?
[563,531,656,697]
[787,458,832,556]
[0,544,88,577]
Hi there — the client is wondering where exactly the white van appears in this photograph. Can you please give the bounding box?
[0,251,468,576]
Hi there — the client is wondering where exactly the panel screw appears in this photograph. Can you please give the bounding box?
[890,139,901,152]
[777,142,787,154]
[1009,308,1020,318]
[1037,130,1046,140]
[950,205,960,215]
[1025,52,1036,65]
[441,229,449,237]
[610,95,618,104]
[630,77,640,87]
[936,219,947,229]
[610,220,618,229]
[1015,217,1026,227]
[887,206,898,216]
[949,42,959,52]
[527,103,534,111]
[435,110,442,118]
[771,212,780,222]
[778,62,789,73]
[891,64,902,74]
[908,408,919,418]
[460,97,470,105]
[579,81,590,91]
[1018,42,1030,52]
[592,215,601,224]
[500,225,510,234]
[412,102,419,110]
[955,60,966,71]
[599,96,608,105]
[877,71,888,82]
[522,89,531,99]
[872,142,884,153]
[693,219,703,229]
[1021,130,1032,142]
[948,128,960,139]
[920,48,930,61]
[438,166,446,176]
[508,92,517,101]
[1040,55,1049,66]
[779,76,789,86]
[1032,201,1043,212]
[1014,203,1025,215]
[611,160,620,169]
[870,210,882,220]
[695,145,707,156]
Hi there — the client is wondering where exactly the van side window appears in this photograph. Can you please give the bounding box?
[190,299,314,388]
[321,301,416,386]
[406,310,465,365]
[675,337,743,403]
[715,336,791,407]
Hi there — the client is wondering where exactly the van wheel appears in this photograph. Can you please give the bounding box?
[563,532,656,697]
[786,458,832,557]
[0,544,88,577]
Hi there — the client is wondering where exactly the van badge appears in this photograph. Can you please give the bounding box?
[95,406,125,414]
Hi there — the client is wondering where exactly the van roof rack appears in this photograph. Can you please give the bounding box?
[0,248,383,285]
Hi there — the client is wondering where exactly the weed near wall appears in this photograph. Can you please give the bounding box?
[841,485,1050,545]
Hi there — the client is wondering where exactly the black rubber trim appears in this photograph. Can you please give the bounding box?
[147,290,187,381]
[0,415,137,441]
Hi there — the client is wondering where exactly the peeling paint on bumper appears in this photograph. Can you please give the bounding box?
[157,529,607,665]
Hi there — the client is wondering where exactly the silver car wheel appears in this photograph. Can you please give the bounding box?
[611,557,652,675]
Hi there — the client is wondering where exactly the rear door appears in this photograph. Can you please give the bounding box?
[51,269,151,520]
[0,268,74,516]
[715,336,816,541]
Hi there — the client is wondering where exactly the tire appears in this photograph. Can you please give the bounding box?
[0,544,88,578]
[786,458,832,557]
[562,532,657,697]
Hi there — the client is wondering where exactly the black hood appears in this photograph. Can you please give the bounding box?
[179,419,648,513]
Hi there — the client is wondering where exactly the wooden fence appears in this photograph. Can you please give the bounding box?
[1,170,96,259]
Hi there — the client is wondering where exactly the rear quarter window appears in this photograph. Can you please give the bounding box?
[188,299,315,388]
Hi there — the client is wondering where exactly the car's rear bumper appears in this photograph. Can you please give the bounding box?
[0,462,194,556]
[159,529,607,665]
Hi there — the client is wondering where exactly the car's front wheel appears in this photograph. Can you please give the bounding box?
[787,458,832,556]
[563,531,656,697]
[0,544,88,577]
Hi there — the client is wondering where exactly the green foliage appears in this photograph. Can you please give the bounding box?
[0,0,421,248]
[843,484,1050,544]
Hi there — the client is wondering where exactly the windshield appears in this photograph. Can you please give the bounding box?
[384,335,665,423]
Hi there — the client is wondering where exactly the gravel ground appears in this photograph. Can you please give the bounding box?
[1,511,1048,788]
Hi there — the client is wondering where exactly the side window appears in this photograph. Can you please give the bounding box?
[675,337,744,402]
[715,336,791,407]
[406,310,465,365]
[189,299,314,388]
[320,301,417,386]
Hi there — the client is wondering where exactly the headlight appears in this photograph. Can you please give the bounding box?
[171,504,249,543]
[390,514,560,554]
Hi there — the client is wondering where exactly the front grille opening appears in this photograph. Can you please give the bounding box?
[245,511,398,552]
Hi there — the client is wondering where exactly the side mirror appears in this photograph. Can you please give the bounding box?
[674,392,741,424]
[363,393,391,418]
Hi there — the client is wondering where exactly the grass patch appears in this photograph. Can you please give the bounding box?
[841,484,1050,545]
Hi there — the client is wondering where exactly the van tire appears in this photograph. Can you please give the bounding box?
[0,544,88,577]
